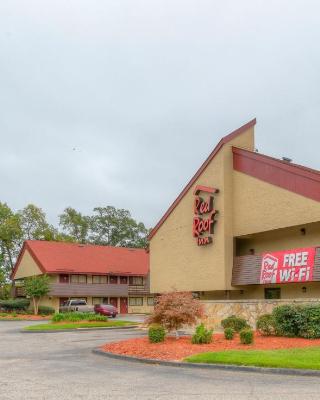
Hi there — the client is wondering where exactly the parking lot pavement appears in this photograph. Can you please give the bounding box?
[1,321,320,400]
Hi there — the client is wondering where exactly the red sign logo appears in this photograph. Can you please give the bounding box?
[260,247,316,284]
[192,185,218,246]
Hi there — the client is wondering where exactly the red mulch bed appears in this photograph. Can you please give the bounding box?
[101,333,320,361]
[0,314,51,320]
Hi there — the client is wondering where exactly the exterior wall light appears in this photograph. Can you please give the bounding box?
[300,228,306,235]
[302,287,307,293]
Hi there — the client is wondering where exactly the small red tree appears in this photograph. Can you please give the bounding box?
[147,291,204,338]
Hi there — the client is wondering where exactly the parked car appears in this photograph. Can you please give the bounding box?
[59,299,94,313]
[94,303,118,318]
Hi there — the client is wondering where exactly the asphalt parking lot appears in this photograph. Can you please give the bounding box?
[1,320,320,400]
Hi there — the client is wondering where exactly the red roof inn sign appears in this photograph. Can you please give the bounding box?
[192,185,218,246]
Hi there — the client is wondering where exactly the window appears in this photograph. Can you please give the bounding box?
[129,297,143,306]
[92,275,107,284]
[109,276,118,284]
[120,276,128,284]
[147,297,154,306]
[264,288,281,299]
[92,297,103,305]
[71,275,87,284]
[129,276,144,286]
[59,274,69,283]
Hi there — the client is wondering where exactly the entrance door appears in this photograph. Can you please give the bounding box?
[109,297,118,310]
[120,297,128,314]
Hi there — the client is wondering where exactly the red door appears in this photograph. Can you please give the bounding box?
[120,298,128,314]
[109,297,118,310]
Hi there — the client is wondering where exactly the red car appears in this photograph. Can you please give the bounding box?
[94,304,118,318]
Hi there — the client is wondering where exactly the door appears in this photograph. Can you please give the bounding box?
[109,297,118,310]
[120,297,128,314]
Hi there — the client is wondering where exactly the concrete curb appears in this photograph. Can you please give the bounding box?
[21,325,140,333]
[92,348,320,377]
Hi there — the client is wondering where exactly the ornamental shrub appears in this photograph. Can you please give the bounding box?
[191,323,213,344]
[272,305,302,337]
[148,324,166,343]
[147,291,204,338]
[224,327,235,340]
[30,305,55,315]
[0,298,30,312]
[51,312,105,323]
[221,315,249,332]
[256,314,276,336]
[294,305,320,339]
[240,328,254,345]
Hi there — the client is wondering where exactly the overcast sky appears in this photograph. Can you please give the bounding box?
[1,0,320,229]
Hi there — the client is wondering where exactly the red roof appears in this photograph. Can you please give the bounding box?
[233,147,320,202]
[148,118,256,240]
[12,240,149,279]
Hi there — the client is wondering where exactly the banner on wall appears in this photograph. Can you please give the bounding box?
[260,247,316,284]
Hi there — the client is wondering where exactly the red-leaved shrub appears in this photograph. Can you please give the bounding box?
[147,291,204,338]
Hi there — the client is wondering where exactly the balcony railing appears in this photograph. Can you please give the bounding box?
[128,285,150,295]
[48,283,129,297]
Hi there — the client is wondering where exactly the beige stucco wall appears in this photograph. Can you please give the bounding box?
[128,296,154,314]
[150,127,254,293]
[233,171,320,236]
[236,221,320,256]
[14,250,42,279]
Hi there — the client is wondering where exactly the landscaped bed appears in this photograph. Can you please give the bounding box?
[100,333,320,363]
[0,313,51,321]
[25,320,138,331]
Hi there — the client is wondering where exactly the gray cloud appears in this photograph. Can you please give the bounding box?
[1,0,320,228]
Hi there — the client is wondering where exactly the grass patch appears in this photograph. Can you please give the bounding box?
[185,347,320,370]
[24,321,138,331]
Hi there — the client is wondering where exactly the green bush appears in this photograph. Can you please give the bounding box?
[87,314,108,322]
[30,305,55,315]
[192,323,213,344]
[272,305,302,337]
[221,315,249,332]
[148,324,166,343]
[240,328,254,344]
[224,327,235,340]
[51,312,106,323]
[256,314,276,336]
[0,298,30,312]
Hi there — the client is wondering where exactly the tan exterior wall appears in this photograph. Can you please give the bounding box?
[39,296,60,312]
[233,171,320,237]
[128,296,154,314]
[150,127,255,293]
[14,250,42,279]
[236,221,320,256]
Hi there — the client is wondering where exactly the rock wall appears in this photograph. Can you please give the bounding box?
[201,299,320,329]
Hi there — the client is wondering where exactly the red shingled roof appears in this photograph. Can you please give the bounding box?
[12,240,149,279]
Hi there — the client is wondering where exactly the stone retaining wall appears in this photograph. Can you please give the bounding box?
[201,298,320,329]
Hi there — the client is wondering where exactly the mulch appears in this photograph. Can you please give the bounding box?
[101,333,320,361]
[0,314,50,320]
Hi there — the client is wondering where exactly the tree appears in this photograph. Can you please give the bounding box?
[147,292,204,338]
[89,206,149,248]
[24,275,50,315]
[59,207,90,243]
[0,202,22,278]
[18,204,56,241]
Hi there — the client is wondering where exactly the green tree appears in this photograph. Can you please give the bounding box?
[18,204,56,241]
[24,275,50,315]
[89,206,149,248]
[59,207,90,243]
[0,202,22,278]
